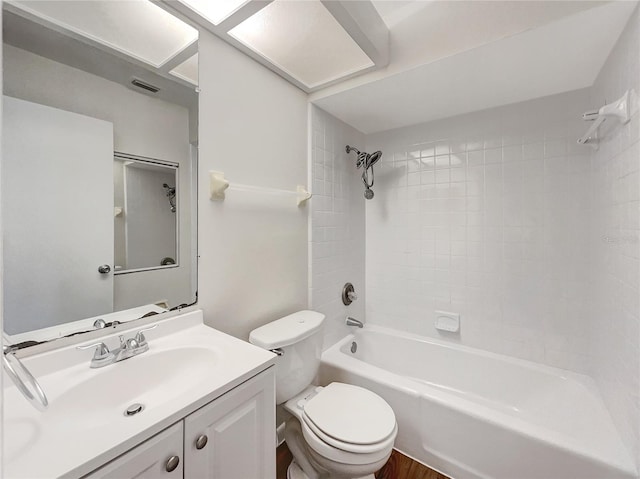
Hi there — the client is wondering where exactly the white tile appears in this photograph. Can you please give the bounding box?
[544,139,567,158]
[523,142,544,161]
[503,145,523,163]
[484,148,502,164]
[587,7,640,467]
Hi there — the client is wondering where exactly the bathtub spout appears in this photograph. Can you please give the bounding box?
[346,317,364,328]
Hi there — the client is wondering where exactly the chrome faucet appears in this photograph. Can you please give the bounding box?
[346,317,364,328]
[78,325,157,368]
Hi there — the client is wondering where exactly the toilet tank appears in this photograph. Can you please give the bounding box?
[249,311,325,404]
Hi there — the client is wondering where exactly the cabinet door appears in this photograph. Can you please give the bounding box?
[184,368,276,479]
[85,422,183,479]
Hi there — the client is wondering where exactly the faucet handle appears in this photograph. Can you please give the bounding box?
[342,283,358,305]
[134,324,158,346]
[77,342,110,360]
[93,319,107,329]
[118,335,139,350]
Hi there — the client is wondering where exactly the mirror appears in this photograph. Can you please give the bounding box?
[2,1,199,344]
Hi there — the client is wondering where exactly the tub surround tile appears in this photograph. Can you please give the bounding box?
[365,88,593,375]
[589,3,640,469]
[309,106,366,349]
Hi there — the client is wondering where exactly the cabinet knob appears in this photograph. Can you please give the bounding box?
[165,455,180,472]
[195,434,208,450]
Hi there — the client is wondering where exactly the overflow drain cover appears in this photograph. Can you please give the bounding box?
[125,403,144,416]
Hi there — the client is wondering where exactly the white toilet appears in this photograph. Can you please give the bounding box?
[249,310,397,479]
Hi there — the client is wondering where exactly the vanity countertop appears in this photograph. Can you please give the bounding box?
[2,310,276,479]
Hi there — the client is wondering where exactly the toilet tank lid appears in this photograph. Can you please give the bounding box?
[249,310,325,350]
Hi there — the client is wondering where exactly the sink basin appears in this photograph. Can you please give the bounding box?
[3,310,276,479]
[48,347,218,425]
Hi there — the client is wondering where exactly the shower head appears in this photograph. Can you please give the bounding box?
[163,183,177,212]
[346,146,382,169]
[367,150,382,167]
[346,145,383,200]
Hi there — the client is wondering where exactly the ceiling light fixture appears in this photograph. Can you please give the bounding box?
[6,0,198,68]
[229,0,374,89]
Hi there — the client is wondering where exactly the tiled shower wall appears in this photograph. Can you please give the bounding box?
[590,3,640,467]
[365,89,593,373]
[309,106,366,349]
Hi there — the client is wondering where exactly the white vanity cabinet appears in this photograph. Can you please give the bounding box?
[184,366,275,478]
[84,368,275,479]
[84,423,184,479]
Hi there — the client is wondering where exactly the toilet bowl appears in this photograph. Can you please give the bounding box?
[283,383,397,478]
[249,311,397,479]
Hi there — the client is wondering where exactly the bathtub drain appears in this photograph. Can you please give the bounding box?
[350,341,357,354]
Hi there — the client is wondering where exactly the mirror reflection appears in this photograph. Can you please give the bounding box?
[114,154,179,273]
[2,1,199,342]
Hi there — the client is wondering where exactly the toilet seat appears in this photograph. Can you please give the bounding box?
[302,383,397,447]
[300,417,397,466]
[288,382,397,465]
[301,413,396,454]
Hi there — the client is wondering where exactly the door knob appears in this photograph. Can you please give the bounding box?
[195,434,208,450]
[165,455,179,472]
[98,264,111,274]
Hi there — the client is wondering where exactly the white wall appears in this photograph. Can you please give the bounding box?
[197,30,309,340]
[589,3,640,467]
[364,88,593,373]
[309,106,366,349]
[3,45,194,311]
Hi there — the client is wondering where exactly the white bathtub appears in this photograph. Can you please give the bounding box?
[319,326,637,479]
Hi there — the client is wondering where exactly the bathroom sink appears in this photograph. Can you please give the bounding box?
[48,347,218,425]
[3,310,276,478]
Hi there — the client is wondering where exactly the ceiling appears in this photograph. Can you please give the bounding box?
[228,0,375,89]
[7,0,635,135]
[163,0,389,92]
[312,1,637,134]
[5,0,199,86]
[2,3,199,113]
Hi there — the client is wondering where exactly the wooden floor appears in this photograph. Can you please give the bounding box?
[276,443,450,479]
[374,449,450,479]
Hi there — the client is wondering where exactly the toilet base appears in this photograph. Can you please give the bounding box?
[287,460,307,479]
[287,460,375,479]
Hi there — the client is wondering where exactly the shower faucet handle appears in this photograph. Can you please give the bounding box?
[342,283,358,305]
